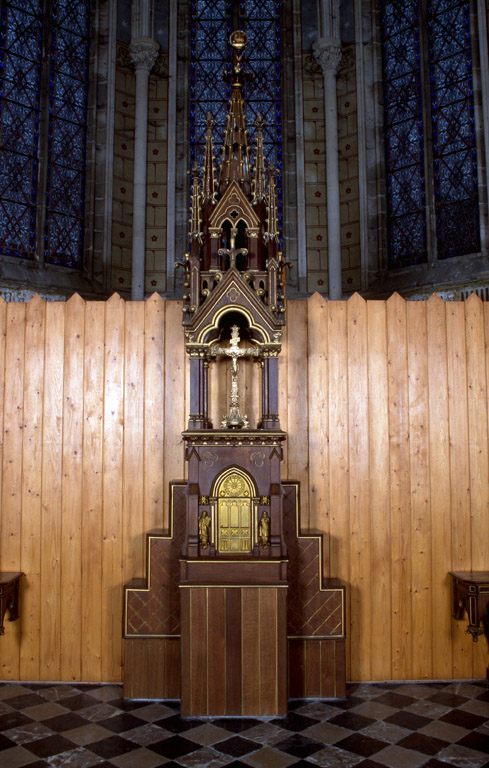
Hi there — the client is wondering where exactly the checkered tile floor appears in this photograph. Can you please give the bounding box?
[0,681,488,768]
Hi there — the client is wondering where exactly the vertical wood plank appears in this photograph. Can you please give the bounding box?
[427,296,452,680]
[123,301,145,582]
[287,300,309,528]
[386,293,412,679]
[446,301,472,678]
[40,302,65,680]
[464,294,489,678]
[259,588,277,714]
[144,294,165,532]
[367,300,391,681]
[0,302,25,677]
[20,296,45,680]
[307,294,329,549]
[164,301,185,520]
[82,301,105,681]
[327,301,350,674]
[207,588,226,713]
[407,301,431,680]
[241,587,259,715]
[102,293,125,682]
[347,293,371,682]
[60,294,84,681]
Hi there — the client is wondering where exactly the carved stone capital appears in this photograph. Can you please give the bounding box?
[312,36,342,75]
[129,36,159,73]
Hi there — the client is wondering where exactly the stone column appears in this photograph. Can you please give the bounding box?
[129,36,159,300]
[313,36,342,300]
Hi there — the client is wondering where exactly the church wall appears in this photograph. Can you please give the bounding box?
[0,293,488,683]
[302,45,362,295]
[111,46,169,297]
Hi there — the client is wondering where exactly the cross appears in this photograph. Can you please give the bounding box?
[212,325,258,428]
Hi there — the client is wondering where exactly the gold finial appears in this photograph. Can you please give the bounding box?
[230,30,248,50]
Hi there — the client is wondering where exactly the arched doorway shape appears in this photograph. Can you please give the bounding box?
[213,468,256,553]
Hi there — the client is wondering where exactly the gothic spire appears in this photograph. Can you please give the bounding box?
[202,113,217,204]
[189,164,202,242]
[264,166,280,243]
[218,30,251,195]
[251,113,267,204]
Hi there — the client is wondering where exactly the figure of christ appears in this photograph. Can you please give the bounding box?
[212,325,259,428]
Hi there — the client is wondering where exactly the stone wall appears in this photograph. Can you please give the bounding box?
[111,45,169,295]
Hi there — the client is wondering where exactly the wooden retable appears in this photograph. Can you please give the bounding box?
[0,572,22,635]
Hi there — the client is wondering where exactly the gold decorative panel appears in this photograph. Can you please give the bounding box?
[217,471,252,552]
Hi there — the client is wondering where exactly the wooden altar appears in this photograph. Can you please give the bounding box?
[123,31,345,714]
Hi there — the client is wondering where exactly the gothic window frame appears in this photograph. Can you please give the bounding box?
[355,0,489,293]
[0,0,117,297]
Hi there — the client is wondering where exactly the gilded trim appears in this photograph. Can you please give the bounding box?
[123,483,185,637]
[284,482,346,635]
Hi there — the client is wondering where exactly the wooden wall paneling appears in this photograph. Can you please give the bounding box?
[304,639,321,697]
[286,300,309,528]
[82,301,105,681]
[386,293,412,679]
[123,301,145,583]
[190,587,208,715]
[464,294,489,678]
[307,293,329,552]
[225,587,242,714]
[406,300,432,680]
[258,588,279,714]
[347,293,371,681]
[102,293,125,682]
[367,300,391,681]
[446,302,472,678]
[164,301,185,519]
[0,302,25,677]
[0,299,6,555]
[288,639,305,697]
[40,302,65,680]
[60,294,84,681]
[241,587,260,715]
[426,296,452,680]
[207,587,226,714]
[20,296,45,680]
[144,294,165,532]
[327,300,350,674]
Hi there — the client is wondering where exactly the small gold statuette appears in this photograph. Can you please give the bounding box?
[258,510,270,549]
[198,509,211,549]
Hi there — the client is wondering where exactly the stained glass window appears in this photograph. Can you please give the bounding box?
[428,0,479,259]
[0,0,90,268]
[381,0,479,268]
[190,0,282,220]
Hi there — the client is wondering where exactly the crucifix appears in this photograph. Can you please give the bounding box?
[212,324,259,428]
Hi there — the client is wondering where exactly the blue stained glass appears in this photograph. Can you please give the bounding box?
[381,0,426,267]
[428,0,479,258]
[382,0,479,267]
[190,0,282,231]
[44,0,90,267]
[0,1,41,259]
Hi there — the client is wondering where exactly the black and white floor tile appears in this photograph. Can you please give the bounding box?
[0,680,487,767]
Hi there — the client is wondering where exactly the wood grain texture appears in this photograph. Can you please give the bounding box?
[20,296,45,680]
[60,294,84,681]
[367,300,391,681]
[427,296,452,680]
[407,301,431,680]
[387,294,412,680]
[0,294,486,683]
